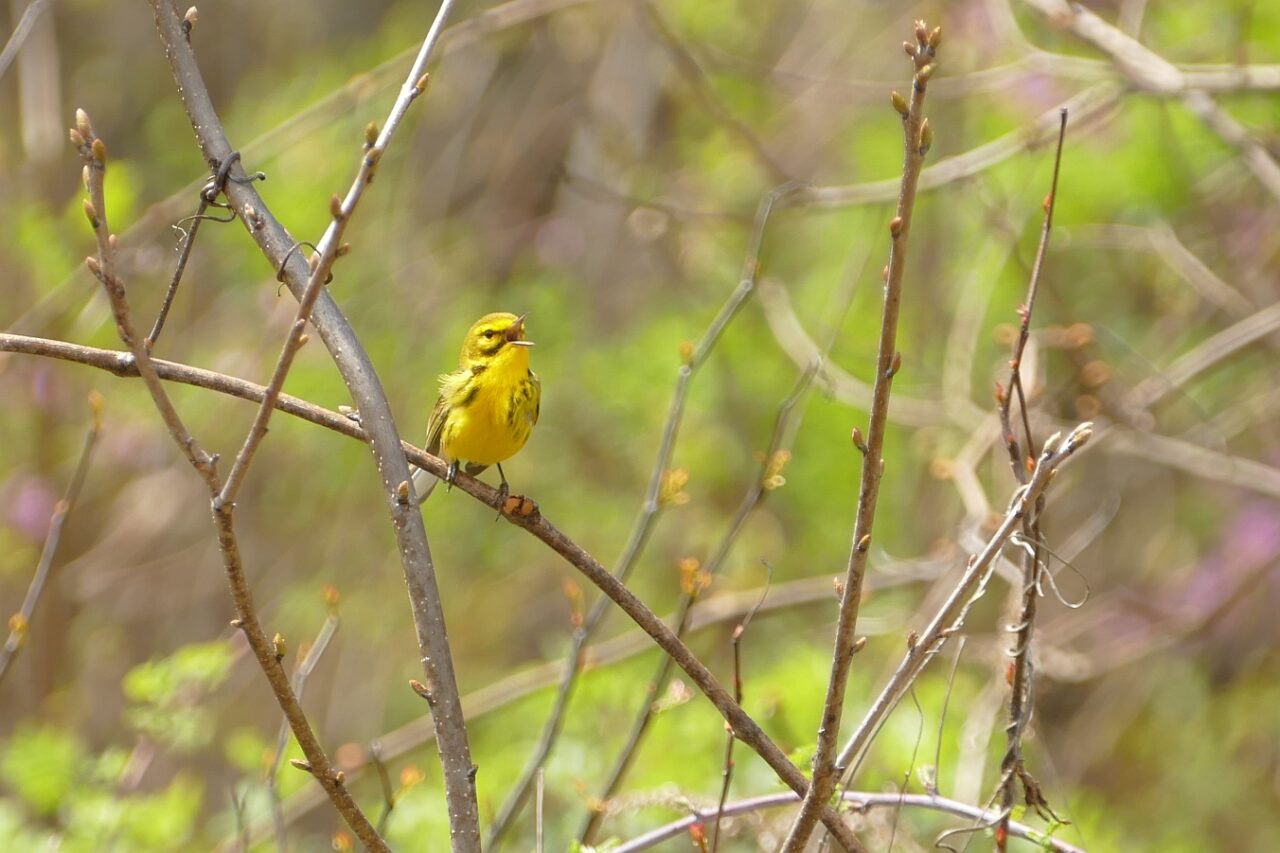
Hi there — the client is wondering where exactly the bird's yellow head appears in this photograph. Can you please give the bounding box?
[458,312,534,367]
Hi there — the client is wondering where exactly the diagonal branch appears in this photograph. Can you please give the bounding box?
[832,424,1095,785]
[995,107,1070,852]
[149,2,481,846]
[71,111,387,849]
[0,396,101,687]
[484,181,807,850]
[781,20,940,852]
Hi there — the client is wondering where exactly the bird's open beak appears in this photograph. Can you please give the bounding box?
[506,312,534,346]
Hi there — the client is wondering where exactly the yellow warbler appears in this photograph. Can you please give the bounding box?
[413,312,540,501]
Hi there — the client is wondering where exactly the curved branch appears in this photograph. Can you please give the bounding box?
[611,790,1086,853]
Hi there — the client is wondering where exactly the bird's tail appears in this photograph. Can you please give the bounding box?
[412,465,440,503]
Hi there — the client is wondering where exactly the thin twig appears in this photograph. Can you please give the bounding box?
[371,741,397,835]
[146,194,208,348]
[710,562,772,853]
[217,0,453,512]
[832,425,1095,787]
[612,790,1086,853]
[71,111,387,849]
[781,20,940,852]
[267,597,341,852]
[580,355,825,845]
[994,107,1069,851]
[0,0,53,81]
[0,398,101,686]
[485,181,807,850]
[639,0,790,182]
[149,3,481,846]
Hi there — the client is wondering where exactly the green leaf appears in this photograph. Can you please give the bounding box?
[0,723,87,815]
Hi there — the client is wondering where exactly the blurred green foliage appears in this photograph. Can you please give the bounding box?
[2,0,1279,850]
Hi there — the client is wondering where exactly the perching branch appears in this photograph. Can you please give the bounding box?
[781,20,940,852]
[579,356,823,846]
[149,2,482,847]
[486,181,807,850]
[0,397,101,687]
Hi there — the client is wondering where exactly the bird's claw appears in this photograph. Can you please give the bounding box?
[493,480,510,521]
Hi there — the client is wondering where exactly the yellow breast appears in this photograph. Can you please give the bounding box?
[439,355,539,467]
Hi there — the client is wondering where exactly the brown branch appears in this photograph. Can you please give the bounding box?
[781,21,940,852]
[485,181,807,850]
[241,572,936,851]
[994,107,1069,851]
[149,2,482,846]
[710,564,771,853]
[268,594,342,852]
[0,330,932,849]
[0,397,101,686]
[580,359,821,845]
[832,424,1094,785]
[219,0,451,512]
[70,111,387,849]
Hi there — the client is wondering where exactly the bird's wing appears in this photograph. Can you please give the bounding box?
[530,370,541,425]
[424,392,449,456]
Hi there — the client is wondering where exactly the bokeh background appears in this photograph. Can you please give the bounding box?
[2,0,1278,850]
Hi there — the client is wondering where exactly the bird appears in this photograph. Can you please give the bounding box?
[412,312,540,504]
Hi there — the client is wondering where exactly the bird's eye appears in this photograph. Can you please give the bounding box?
[482,330,495,339]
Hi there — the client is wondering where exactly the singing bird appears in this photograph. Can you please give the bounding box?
[413,312,540,502]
